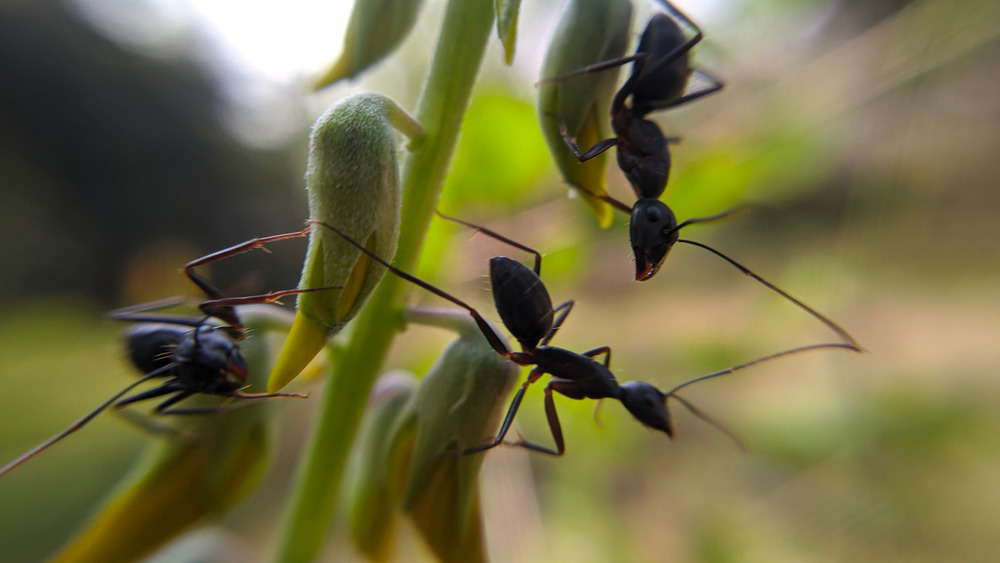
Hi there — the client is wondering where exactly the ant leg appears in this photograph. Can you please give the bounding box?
[435,211,544,275]
[0,372,163,477]
[114,382,187,409]
[539,111,618,164]
[566,181,633,214]
[546,111,621,174]
[560,123,620,162]
[677,239,863,350]
[308,220,512,357]
[582,346,611,367]
[641,1,705,80]
[664,68,724,108]
[653,0,711,42]
[184,228,312,328]
[228,389,309,400]
[539,300,575,346]
[150,390,199,414]
[198,284,343,317]
[510,381,573,456]
[184,229,312,300]
[536,54,647,85]
[463,366,547,455]
[107,296,206,328]
[609,54,650,116]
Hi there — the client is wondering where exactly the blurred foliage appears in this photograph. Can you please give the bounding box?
[48,306,293,563]
[0,0,310,305]
[1,0,999,560]
[0,302,146,562]
[312,0,425,89]
[343,309,519,562]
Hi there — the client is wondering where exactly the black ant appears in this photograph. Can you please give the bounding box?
[309,214,858,456]
[542,0,734,281]
[0,233,337,478]
[544,2,861,350]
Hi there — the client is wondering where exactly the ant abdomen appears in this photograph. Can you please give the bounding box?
[489,256,554,350]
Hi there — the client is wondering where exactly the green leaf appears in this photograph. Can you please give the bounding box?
[495,0,521,64]
[537,0,634,227]
[313,0,425,89]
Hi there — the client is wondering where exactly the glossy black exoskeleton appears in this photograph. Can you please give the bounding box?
[0,308,307,478]
[547,2,862,354]
[548,1,724,280]
[310,215,858,456]
[0,228,342,479]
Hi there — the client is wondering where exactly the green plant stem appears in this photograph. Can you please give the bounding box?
[274,2,495,561]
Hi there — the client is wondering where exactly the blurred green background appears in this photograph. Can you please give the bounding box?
[1,0,998,561]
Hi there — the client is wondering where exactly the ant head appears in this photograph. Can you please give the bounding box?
[630,198,680,281]
[619,381,673,437]
[175,325,248,392]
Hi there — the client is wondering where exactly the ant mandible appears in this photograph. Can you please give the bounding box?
[0,233,337,478]
[310,214,857,456]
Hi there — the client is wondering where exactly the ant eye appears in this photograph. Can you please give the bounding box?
[645,207,661,222]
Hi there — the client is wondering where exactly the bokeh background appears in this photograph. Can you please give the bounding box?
[1,0,998,561]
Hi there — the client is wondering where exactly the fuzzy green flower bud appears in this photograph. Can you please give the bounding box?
[387,308,518,562]
[343,308,518,561]
[313,0,425,89]
[344,372,415,561]
[51,427,269,563]
[537,0,633,227]
[268,93,422,392]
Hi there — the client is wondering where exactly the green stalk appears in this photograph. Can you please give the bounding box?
[274,1,495,561]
